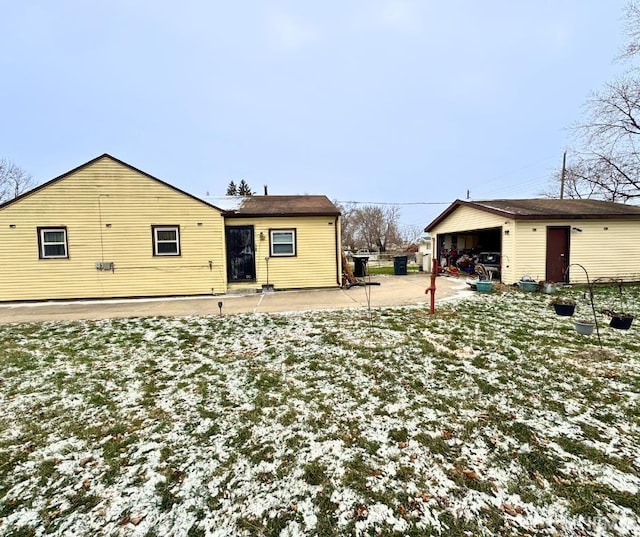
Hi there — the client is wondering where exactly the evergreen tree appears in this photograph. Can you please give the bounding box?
[226,181,238,195]
[237,179,254,195]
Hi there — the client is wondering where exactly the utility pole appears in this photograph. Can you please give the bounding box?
[559,150,567,199]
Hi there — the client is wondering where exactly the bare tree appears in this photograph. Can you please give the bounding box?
[336,203,404,252]
[542,157,613,199]
[335,201,358,252]
[617,0,640,62]
[0,158,34,203]
[563,3,640,202]
[399,223,426,246]
[351,205,402,252]
[567,80,640,201]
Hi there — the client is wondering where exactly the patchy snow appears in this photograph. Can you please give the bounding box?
[1,286,639,536]
[202,195,247,212]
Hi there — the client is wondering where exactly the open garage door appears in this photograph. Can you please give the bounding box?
[436,226,502,279]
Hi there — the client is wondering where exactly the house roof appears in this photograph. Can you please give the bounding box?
[425,198,640,231]
[1,154,341,219]
[0,153,225,212]
[222,195,341,218]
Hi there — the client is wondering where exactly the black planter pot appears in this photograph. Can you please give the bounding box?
[609,315,634,330]
[553,303,576,316]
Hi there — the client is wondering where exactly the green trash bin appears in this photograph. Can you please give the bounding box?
[353,256,369,277]
[393,255,408,275]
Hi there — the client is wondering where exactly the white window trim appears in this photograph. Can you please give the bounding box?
[39,227,68,259]
[153,225,181,256]
[270,229,296,257]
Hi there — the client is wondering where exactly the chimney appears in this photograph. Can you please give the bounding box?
[264,185,268,195]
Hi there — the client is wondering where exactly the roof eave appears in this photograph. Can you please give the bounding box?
[224,211,341,218]
[513,213,640,221]
[425,199,640,231]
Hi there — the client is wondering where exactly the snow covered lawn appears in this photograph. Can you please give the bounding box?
[1,285,639,536]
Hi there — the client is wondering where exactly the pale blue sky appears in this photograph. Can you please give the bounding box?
[0,1,629,233]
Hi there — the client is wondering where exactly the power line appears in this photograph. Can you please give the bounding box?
[339,173,554,208]
[337,200,450,206]
[472,174,552,199]
[473,153,559,189]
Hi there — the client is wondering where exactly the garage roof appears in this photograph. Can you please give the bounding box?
[425,198,640,231]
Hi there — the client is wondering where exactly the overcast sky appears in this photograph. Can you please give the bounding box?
[0,1,629,233]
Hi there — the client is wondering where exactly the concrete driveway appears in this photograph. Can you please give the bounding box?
[0,274,469,324]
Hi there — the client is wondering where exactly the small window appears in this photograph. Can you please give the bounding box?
[270,229,296,256]
[152,225,181,256]
[38,227,68,259]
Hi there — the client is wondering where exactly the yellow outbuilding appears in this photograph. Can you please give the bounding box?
[425,198,640,285]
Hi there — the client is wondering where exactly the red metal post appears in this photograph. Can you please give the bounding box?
[425,257,438,314]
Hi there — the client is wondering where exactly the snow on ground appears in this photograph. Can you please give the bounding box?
[0,285,639,536]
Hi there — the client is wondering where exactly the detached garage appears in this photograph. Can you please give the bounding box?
[425,198,640,285]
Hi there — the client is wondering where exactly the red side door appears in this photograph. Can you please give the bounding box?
[546,226,570,283]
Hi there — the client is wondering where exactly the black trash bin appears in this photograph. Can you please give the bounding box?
[353,256,369,277]
[393,255,408,275]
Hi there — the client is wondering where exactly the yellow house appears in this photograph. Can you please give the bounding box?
[222,195,342,293]
[425,198,640,285]
[0,154,342,302]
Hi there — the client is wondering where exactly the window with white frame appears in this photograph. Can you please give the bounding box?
[38,227,68,259]
[152,225,181,256]
[270,229,296,256]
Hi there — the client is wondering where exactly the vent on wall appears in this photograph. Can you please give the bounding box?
[95,262,114,271]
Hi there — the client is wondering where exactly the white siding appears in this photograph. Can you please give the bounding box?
[563,220,640,283]
[431,205,506,235]
[501,224,516,284]
[514,219,640,284]
[511,221,548,282]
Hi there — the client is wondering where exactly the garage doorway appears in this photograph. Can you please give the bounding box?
[546,226,570,283]
[435,227,502,279]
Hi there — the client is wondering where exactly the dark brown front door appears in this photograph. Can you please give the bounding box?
[225,226,256,282]
[546,226,570,282]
